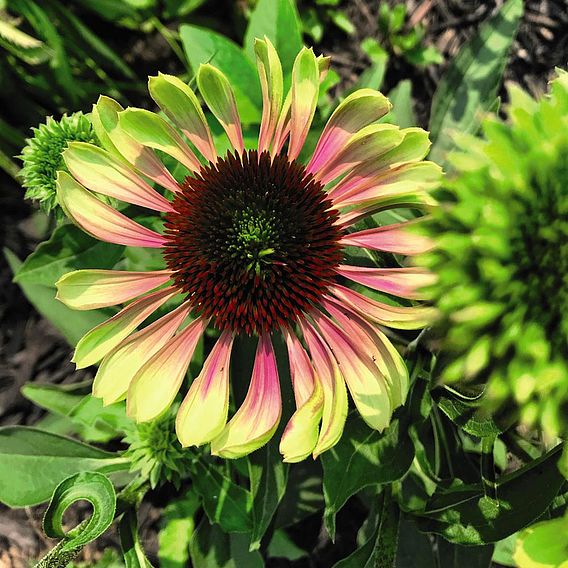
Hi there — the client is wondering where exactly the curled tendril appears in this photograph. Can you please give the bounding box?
[34,471,116,568]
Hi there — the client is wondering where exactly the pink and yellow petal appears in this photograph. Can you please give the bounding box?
[92,95,180,194]
[211,334,281,458]
[312,312,392,433]
[340,220,434,255]
[272,91,292,155]
[56,269,172,310]
[336,264,436,300]
[56,172,166,248]
[323,298,408,408]
[317,124,404,185]
[93,302,191,405]
[288,47,319,161]
[300,320,348,457]
[337,191,437,228]
[127,317,208,423]
[332,161,442,208]
[197,64,244,154]
[148,73,217,163]
[175,331,234,447]
[377,127,432,166]
[283,327,317,406]
[72,286,177,369]
[330,284,435,330]
[119,108,202,172]
[280,329,323,462]
[63,142,172,212]
[307,89,391,174]
[255,37,284,154]
[279,376,323,463]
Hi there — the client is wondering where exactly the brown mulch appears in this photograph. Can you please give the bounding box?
[0,0,565,565]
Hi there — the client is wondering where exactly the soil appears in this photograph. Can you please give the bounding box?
[0,0,565,565]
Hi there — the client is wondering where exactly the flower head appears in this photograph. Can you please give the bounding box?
[421,70,568,436]
[21,112,98,214]
[55,38,440,461]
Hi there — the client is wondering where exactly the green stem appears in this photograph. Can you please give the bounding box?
[376,487,401,568]
[150,17,191,75]
[481,434,497,500]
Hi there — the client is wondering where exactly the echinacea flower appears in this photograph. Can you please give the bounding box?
[21,112,98,214]
[421,70,568,438]
[55,38,440,461]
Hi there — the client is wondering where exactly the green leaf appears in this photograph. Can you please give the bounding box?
[492,533,517,567]
[329,9,356,36]
[266,529,308,561]
[321,375,431,539]
[159,492,200,568]
[46,1,135,79]
[428,0,523,164]
[0,426,127,507]
[244,0,303,83]
[382,80,416,128]
[274,459,324,529]
[248,443,289,550]
[436,538,494,568]
[395,519,436,568]
[191,459,253,533]
[333,490,400,568]
[5,248,114,346]
[179,25,262,124]
[416,444,565,545]
[513,514,568,568]
[22,383,133,442]
[189,519,264,568]
[434,388,502,437]
[119,508,154,568]
[321,414,413,539]
[0,18,51,64]
[35,472,116,568]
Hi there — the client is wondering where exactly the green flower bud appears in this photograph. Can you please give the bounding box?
[123,411,197,489]
[422,70,568,437]
[20,112,98,214]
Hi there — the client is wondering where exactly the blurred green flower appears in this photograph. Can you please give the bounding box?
[21,112,98,214]
[123,411,196,489]
[422,70,568,436]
